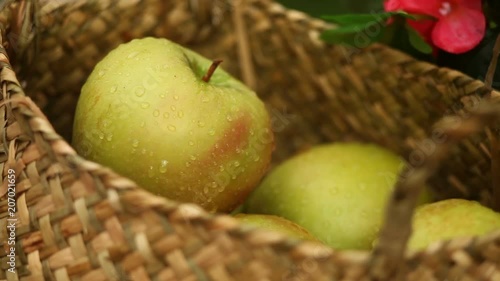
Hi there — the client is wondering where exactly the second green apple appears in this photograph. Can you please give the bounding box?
[244,142,430,250]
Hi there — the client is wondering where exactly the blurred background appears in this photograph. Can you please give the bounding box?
[276,0,383,17]
[277,0,499,88]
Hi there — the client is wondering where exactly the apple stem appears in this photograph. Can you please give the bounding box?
[202,59,223,83]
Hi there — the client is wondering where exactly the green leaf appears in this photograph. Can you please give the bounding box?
[321,23,375,34]
[320,11,419,48]
[322,11,415,26]
[320,23,385,47]
[405,23,433,54]
[322,14,388,25]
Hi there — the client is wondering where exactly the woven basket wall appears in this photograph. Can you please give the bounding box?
[1,0,500,280]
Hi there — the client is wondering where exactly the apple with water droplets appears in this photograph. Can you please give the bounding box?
[72,37,274,212]
[244,142,431,250]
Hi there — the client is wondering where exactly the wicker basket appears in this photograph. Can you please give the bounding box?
[1,0,500,280]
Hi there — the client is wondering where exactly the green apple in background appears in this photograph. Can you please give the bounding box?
[244,142,431,250]
[72,37,274,213]
[235,214,319,241]
[408,199,500,251]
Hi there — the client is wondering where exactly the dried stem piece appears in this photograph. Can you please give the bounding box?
[485,34,500,90]
[486,33,500,211]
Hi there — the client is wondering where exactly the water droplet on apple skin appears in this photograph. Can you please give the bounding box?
[168,125,176,132]
[101,119,110,129]
[159,160,168,173]
[170,105,176,111]
[110,86,117,93]
[105,134,113,141]
[147,166,155,178]
[234,161,240,167]
[208,129,215,136]
[226,115,233,121]
[163,112,170,119]
[188,141,195,146]
[197,121,205,128]
[141,102,150,109]
[177,111,184,118]
[135,87,145,97]
[127,51,140,59]
[153,110,160,117]
[98,70,105,77]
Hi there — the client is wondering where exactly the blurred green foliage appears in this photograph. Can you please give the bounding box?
[277,0,499,86]
[276,0,383,17]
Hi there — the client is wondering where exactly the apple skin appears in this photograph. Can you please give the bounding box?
[408,199,500,251]
[244,142,431,250]
[72,37,274,213]
[234,214,319,241]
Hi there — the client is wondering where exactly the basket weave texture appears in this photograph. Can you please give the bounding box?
[1,0,500,280]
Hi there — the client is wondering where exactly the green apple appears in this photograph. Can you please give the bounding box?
[244,142,431,250]
[235,214,319,241]
[72,37,274,213]
[408,199,500,251]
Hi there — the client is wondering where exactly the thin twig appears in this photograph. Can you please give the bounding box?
[485,34,500,90]
[486,34,500,211]
[232,0,257,90]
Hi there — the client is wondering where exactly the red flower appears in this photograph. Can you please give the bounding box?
[384,0,486,54]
